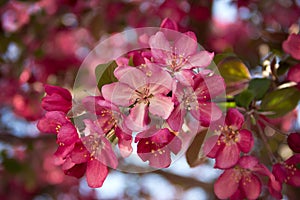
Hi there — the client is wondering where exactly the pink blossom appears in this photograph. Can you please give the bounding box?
[214,156,279,199]
[41,85,72,113]
[135,128,181,168]
[283,34,300,60]
[203,109,254,169]
[167,73,224,131]
[102,65,174,132]
[273,154,300,187]
[60,119,118,188]
[149,31,214,85]
[37,111,79,147]
[160,18,178,31]
[83,96,133,157]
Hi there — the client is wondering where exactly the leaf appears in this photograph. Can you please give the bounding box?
[186,129,208,168]
[218,57,251,84]
[234,89,255,108]
[95,60,118,92]
[248,78,271,100]
[261,87,300,118]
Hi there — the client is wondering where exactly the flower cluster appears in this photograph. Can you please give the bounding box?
[203,109,282,199]
[37,19,225,188]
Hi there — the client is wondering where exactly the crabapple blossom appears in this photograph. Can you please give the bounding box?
[272,154,300,187]
[287,133,300,153]
[203,109,254,169]
[149,31,214,85]
[135,127,181,168]
[214,156,281,199]
[167,73,224,131]
[102,65,174,132]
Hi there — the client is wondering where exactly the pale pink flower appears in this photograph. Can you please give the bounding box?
[102,66,174,132]
[149,31,214,85]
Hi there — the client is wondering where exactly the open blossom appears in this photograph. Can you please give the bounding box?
[102,65,174,132]
[149,31,214,85]
[59,119,118,188]
[203,109,254,169]
[135,128,181,168]
[214,156,281,200]
[272,154,300,187]
[167,73,224,131]
[282,33,300,60]
[41,85,72,113]
[83,96,132,157]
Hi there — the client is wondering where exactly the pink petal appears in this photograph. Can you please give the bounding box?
[64,163,87,178]
[203,135,220,158]
[115,127,133,158]
[287,132,300,153]
[148,68,173,94]
[149,94,174,119]
[182,51,214,70]
[101,82,134,107]
[241,174,261,200]
[149,31,171,53]
[86,159,108,188]
[288,170,300,186]
[148,148,172,168]
[116,66,147,89]
[225,108,245,130]
[215,143,240,169]
[174,34,197,56]
[191,102,222,127]
[70,143,89,164]
[272,163,287,183]
[167,105,185,131]
[214,169,240,199]
[174,69,195,86]
[238,156,259,170]
[57,123,78,145]
[125,103,150,132]
[237,129,253,153]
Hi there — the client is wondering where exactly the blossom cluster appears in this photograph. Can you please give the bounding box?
[37,18,225,188]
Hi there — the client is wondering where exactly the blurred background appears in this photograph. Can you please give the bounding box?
[0,0,300,199]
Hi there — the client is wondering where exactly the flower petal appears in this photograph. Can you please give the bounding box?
[101,82,134,107]
[225,108,244,130]
[125,103,150,132]
[203,135,220,158]
[237,129,253,153]
[167,105,185,131]
[149,94,174,119]
[174,33,197,56]
[214,169,240,199]
[182,51,214,69]
[215,143,240,169]
[86,159,108,188]
[241,174,261,200]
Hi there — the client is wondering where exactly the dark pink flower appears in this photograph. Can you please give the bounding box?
[273,154,300,187]
[41,85,72,113]
[287,133,300,153]
[37,111,78,146]
[167,73,224,131]
[203,109,254,169]
[135,128,181,168]
[149,31,214,86]
[102,66,173,132]
[283,34,300,60]
[214,156,277,199]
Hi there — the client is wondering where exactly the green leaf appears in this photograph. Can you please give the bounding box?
[248,78,271,100]
[95,60,118,92]
[218,57,251,84]
[234,89,255,108]
[186,129,208,168]
[261,87,300,118]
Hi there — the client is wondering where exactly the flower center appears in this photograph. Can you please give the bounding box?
[218,125,239,145]
[83,134,105,160]
[135,87,153,105]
